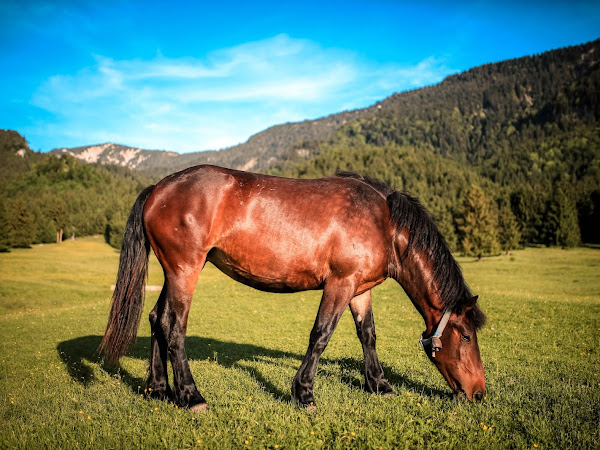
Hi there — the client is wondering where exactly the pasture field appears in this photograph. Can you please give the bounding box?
[0,236,599,449]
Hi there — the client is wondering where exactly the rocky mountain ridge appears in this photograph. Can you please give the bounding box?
[50,107,377,176]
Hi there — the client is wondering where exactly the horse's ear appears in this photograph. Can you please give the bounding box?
[465,295,487,329]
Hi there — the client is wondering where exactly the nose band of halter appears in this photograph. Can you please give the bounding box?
[419,308,452,358]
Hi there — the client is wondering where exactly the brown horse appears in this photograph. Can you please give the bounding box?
[99,165,486,412]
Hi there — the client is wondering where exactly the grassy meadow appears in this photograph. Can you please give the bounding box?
[0,236,598,448]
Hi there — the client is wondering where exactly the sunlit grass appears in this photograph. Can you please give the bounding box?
[0,237,598,448]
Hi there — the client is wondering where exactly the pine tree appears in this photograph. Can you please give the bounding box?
[431,207,458,252]
[0,198,11,251]
[8,197,36,248]
[579,190,600,244]
[456,185,500,257]
[544,184,581,247]
[38,218,58,244]
[498,205,521,252]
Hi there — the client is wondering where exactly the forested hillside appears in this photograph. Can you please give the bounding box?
[2,40,599,253]
[0,131,150,251]
[270,39,600,251]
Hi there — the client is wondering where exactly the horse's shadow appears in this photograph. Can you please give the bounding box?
[57,335,449,403]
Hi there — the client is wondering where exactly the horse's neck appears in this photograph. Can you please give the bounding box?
[393,246,445,333]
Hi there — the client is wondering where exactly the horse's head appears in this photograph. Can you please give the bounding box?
[420,296,486,401]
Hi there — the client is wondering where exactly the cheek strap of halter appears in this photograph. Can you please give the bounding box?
[419,308,452,358]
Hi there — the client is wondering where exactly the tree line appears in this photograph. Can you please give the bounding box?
[0,125,594,255]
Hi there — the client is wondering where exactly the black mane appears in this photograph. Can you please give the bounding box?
[334,171,486,330]
[335,171,394,196]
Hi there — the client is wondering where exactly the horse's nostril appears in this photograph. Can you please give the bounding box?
[473,391,484,401]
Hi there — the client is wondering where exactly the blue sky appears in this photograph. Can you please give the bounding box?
[1,1,599,153]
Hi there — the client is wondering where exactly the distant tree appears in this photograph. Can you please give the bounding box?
[105,211,127,249]
[430,207,458,252]
[456,185,500,257]
[37,218,58,244]
[497,204,521,252]
[42,195,69,243]
[544,184,581,247]
[509,186,547,245]
[0,198,10,251]
[7,197,36,248]
[578,190,600,244]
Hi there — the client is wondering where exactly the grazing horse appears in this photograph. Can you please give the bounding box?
[99,165,486,412]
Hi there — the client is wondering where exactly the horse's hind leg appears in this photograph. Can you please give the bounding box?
[349,290,394,396]
[151,265,207,411]
[146,288,172,400]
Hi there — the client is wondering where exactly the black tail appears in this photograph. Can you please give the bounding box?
[99,185,155,363]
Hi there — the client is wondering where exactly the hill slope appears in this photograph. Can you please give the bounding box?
[270,39,600,247]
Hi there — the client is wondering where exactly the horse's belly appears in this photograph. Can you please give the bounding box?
[207,247,323,293]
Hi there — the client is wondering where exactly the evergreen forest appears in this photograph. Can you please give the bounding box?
[1,39,598,254]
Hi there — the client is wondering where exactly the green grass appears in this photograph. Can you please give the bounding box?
[0,236,598,448]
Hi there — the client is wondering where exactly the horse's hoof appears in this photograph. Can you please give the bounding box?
[189,402,208,413]
[298,401,317,413]
[146,388,172,401]
[382,391,395,398]
[305,403,317,413]
[292,397,317,413]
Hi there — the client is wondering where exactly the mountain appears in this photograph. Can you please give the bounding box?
[52,143,180,171]
[50,108,377,178]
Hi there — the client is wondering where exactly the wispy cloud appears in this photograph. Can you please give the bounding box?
[32,34,455,152]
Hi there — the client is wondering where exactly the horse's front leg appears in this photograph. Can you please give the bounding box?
[292,279,355,411]
[349,290,394,396]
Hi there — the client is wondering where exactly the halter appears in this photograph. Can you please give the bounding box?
[419,308,452,358]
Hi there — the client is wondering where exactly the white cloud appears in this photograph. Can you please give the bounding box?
[32,34,455,152]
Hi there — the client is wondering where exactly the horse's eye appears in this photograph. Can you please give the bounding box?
[461,333,471,343]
